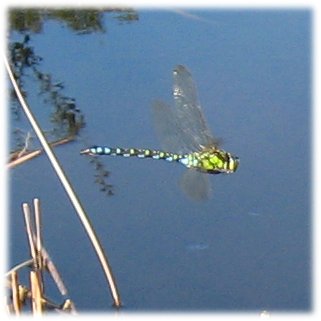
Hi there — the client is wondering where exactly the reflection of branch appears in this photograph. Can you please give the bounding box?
[88,157,114,196]
[9,33,85,144]
[8,136,75,169]
[9,9,139,34]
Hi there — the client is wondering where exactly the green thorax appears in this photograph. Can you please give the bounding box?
[181,147,239,174]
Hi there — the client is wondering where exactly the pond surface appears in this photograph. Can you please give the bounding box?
[8,8,311,312]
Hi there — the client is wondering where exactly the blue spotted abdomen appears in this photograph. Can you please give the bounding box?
[80,146,185,163]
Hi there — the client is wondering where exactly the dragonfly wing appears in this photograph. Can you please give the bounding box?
[179,169,211,201]
[173,65,219,150]
[153,100,192,153]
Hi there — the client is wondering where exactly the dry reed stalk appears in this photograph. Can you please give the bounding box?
[7,199,77,313]
[6,229,68,296]
[5,56,121,308]
[61,299,76,313]
[30,271,43,314]
[37,245,68,296]
[8,136,75,169]
[23,201,44,314]
[10,271,21,315]
[22,203,37,266]
[33,199,44,291]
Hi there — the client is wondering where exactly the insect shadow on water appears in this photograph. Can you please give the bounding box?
[81,65,239,200]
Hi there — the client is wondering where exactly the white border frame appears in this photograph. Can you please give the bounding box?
[1,1,318,319]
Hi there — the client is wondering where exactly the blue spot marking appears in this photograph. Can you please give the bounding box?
[179,158,189,166]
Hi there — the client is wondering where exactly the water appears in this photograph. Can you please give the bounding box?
[8,9,311,312]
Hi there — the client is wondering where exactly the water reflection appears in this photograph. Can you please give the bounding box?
[8,8,139,195]
[9,8,138,34]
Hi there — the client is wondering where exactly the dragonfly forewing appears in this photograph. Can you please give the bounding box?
[153,100,199,154]
[173,65,219,151]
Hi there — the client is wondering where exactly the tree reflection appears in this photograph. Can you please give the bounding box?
[9,8,138,34]
[8,8,139,196]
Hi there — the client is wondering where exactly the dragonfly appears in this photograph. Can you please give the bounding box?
[81,65,239,200]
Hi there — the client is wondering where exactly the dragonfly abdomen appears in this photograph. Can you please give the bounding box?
[80,146,185,163]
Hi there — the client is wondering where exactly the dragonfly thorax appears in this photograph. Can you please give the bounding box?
[179,148,239,174]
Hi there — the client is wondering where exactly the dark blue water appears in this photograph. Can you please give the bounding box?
[8,9,311,312]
